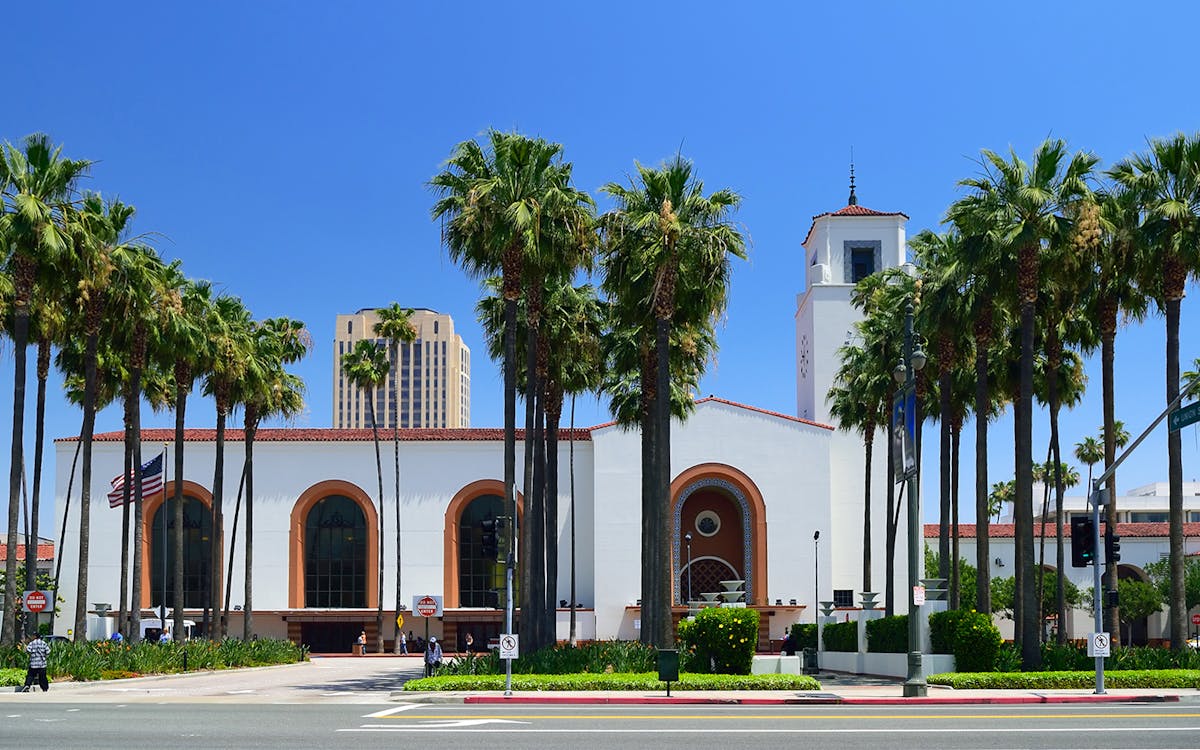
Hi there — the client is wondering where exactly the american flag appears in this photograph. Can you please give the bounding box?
[108,453,165,508]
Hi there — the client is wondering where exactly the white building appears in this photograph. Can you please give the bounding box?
[53,192,917,652]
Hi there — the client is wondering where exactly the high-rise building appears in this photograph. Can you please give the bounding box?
[333,308,470,428]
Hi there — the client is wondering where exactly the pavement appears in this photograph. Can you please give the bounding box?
[5,656,1198,707]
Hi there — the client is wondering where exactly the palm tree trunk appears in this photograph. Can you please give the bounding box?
[1037,442,1052,643]
[938,368,952,584]
[862,423,874,593]
[119,415,133,638]
[502,296,518,643]
[74,326,102,642]
[130,376,145,643]
[520,317,539,649]
[3,298,29,647]
[569,395,577,646]
[391,341,403,653]
[243,413,257,641]
[25,341,50,639]
[544,389,562,647]
[654,316,673,645]
[1166,294,1185,650]
[1047,344,1067,645]
[369,398,385,654]
[531,389,547,650]
[1100,324,1120,639]
[173,377,188,642]
[974,330,992,614]
[1017,290,1040,669]
[885,407,896,616]
[950,421,961,610]
[639,348,657,646]
[211,406,227,639]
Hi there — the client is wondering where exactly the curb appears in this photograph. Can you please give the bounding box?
[456,692,1182,706]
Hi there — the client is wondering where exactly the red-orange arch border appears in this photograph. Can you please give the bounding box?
[671,463,768,605]
[140,481,213,609]
[443,480,524,608]
[288,480,380,609]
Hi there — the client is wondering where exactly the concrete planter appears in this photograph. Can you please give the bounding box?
[817,650,955,679]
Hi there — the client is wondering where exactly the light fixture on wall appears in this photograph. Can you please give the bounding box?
[994,557,1004,568]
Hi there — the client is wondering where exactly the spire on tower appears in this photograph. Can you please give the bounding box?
[848,151,858,206]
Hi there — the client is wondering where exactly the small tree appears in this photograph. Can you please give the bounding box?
[1115,579,1164,647]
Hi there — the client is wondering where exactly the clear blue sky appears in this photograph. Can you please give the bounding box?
[5,2,1199,530]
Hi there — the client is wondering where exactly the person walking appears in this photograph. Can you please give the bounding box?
[21,633,51,693]
[464,632,474,655]
[424,636,443,677]
[356,630,366,656]
[399,630,408,654]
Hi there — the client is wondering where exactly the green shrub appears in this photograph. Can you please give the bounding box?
[866,615,907,653]
[950,610,1001,672]
[404,671,821,691]
[822,621,857,652]
[928,669,1200,690]
[677,607,760,674]
[438,640,656,677]
[790,623,817,650]
[929,610,967,654]
[994,642,1021,672]
[1040,642,1090,671]
[0,668,23,687]
[1109,645,1200,671]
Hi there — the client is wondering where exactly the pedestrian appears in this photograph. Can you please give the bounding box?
[356,630,366,656]
[781,630,797,656]
[21,633,51,693]
[424,636,443,677]
[399,630,408,654]
[110,630,123,643]
[159,630,170,644]
[464,632,474,655]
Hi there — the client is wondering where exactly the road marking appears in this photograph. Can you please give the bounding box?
[354,719,531,729]
[341,725,1200,734]
[373,711,1200,720]
[364,705,421,717]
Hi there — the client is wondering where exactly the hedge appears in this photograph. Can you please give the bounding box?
[404,671,821,691]
[928,669,1200,690]
[822,620,857,652]
[790,623,817,651]
[866,615,907,653]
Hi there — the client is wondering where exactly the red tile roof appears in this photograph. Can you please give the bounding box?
[59,427,593,443]
[925,522,1200,538]
[802,204,909,246]
[693,396,834,431]
[0,541,54,562]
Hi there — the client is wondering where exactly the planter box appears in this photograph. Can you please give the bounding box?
[751,655,802,675]
[816,651,955,678]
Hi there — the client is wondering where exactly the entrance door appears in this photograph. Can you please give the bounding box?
[299,621,364,654]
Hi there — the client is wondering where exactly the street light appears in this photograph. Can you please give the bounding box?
[892,263,928,698]
[684,533,693,603]
[813,530,820,625]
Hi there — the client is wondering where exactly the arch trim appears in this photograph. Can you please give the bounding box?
[288,479,380,608]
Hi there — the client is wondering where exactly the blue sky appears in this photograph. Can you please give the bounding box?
[5,2,1199,529]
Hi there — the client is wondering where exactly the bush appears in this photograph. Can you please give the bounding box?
[994,642,1021,672]
[437,640,656,677]
[948,610,1001,672]
[929,610,966,654]
[1040,642,1090,671]
[404,671,821,691]
[790,623,817,651]
[0,668,23,687]
[928,669,1200,690]
[822,621,857,652]
[866,615,907,653]
[677,607,760,674]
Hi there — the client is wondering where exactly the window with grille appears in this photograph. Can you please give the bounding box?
[833,589,854,607]
[458,494,513,608]
[150,496,212,609]
[304,495,367,608]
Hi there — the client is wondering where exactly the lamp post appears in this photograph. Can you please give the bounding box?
[684,533,693,603]
[813,530,820,624]
[892,262,927,698]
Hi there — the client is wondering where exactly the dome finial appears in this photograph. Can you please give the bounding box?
[848,148,858,206]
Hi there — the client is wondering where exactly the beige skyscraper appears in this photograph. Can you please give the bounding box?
[333,308,470,429]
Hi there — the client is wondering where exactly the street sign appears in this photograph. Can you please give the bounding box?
[1191,613,1200,626]
[498,633,519,660]
[1088,631,1111,657]
[22,590,52,613]
[412,595,443,618]
[396,613,405,630]
[1169,401,1200,432]
[912,586,926,606]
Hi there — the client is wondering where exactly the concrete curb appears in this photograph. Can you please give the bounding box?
[403,691,1186,706]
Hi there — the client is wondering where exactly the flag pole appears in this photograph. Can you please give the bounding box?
[161,443,169,637]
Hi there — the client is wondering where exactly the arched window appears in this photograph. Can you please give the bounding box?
[304,495,368,608]
[150,496,212,609]
[458,494,509,608]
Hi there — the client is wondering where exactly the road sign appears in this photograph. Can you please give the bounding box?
[1088,631,1111,657]
[396,613,404,630]
[1192,613,1200,626]
[498,633,519,660]
[1169,401,1200,432]
[22,590,51,613]
[912,586,926,606]
[413,595,442,617]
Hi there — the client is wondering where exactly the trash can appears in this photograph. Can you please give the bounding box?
[802,647,818,675]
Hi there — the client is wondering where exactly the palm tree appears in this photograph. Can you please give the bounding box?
[157,272,213,640]
[341,338,389,652]
[432,131,573,648]
[600,155,746,646]
[0,134,90,644]
[372,303,416,652]
[1074,436,1104,498]
[954,140,1096,668]
[1110,132,1200,650]
[236,317,308,640]
[201,294,254,639]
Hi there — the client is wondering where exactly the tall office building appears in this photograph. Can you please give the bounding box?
[333,308,470,429]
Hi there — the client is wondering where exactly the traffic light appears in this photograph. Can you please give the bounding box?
[479,519,499,559]
[1070,517,1096,567]
[1105,524,1121,563]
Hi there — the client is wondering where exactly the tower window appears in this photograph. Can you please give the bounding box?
[850,247,875,283]
[347,320,353,335]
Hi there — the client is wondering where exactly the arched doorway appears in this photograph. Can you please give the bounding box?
[671,464,767,605]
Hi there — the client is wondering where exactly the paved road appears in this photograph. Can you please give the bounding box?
[4,701,1200,749]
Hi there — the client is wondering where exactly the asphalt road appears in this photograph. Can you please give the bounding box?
[5,701,1200,749]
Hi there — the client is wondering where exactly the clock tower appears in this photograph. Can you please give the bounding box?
[795,178,908,424]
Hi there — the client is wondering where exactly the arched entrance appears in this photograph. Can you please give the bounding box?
[287,480,379,609]
[442,480,523,608]
[671,464,767,605]
[141,481,214,612]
